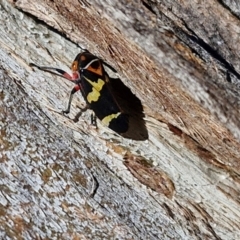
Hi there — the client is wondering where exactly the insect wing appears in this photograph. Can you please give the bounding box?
[80,64,129,134]
[107,77,148,140]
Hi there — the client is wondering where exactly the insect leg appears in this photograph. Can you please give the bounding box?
[91,113,97,127]
[73,105,89,123]
[63,85,81,114]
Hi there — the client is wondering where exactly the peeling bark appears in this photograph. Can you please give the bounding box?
[1,0,240,239]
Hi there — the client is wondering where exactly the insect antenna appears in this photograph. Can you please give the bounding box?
[29,63,67,79]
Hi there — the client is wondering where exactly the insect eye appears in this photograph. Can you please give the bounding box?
[71,61,78,71]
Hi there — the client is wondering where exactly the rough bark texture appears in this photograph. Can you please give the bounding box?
[1,0,240,239]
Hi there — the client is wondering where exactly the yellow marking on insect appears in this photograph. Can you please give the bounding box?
[85,77,105,103]
[102,113,121,126]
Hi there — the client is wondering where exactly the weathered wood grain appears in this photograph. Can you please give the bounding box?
[0,0,240,239]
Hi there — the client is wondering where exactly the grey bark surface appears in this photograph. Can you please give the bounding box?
[0,0,240,239]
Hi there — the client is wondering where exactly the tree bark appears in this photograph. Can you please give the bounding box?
[0,0,240,239]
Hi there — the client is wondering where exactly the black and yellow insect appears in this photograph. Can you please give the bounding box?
[30,51,148,140]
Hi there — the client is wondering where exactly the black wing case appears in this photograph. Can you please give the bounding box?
[80,69,130,135]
